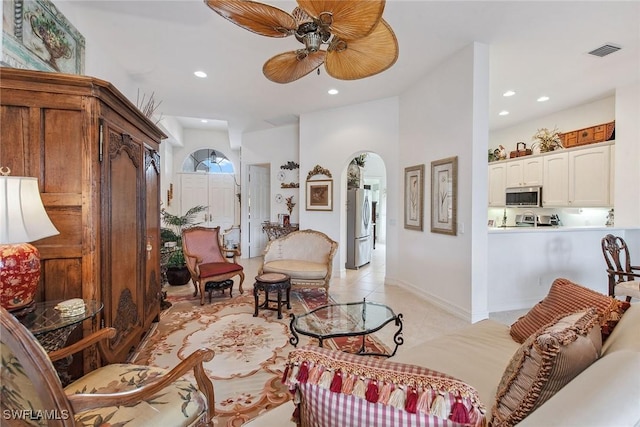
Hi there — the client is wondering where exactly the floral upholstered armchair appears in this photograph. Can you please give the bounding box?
[0,307,215,426]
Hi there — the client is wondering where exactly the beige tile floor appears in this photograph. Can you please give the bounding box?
[170,243,525,357]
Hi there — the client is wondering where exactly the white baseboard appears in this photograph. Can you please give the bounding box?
[385,276,478,322]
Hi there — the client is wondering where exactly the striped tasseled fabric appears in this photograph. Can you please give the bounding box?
[283,345,486,427]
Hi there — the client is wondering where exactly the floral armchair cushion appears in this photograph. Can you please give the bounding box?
[283,345,486,427]
[66,364,208,427]
[1,342,48,427]
[1,341,209,427]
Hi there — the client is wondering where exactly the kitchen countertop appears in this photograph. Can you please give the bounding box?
[488,225,639,233]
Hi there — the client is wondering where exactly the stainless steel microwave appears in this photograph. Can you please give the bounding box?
[505,186,543,207]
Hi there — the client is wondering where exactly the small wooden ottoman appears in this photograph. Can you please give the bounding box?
[253,273,291,319]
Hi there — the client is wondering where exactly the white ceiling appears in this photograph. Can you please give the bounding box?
[62,1,640,148]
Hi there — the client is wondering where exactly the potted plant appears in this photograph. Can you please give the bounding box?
[161,205,207,285]
[532,127,563,153]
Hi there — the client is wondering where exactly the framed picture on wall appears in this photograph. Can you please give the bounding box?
[2,0,85,74]
[404,164,425,231]
[430,156,458,235]
[306,179,333,211]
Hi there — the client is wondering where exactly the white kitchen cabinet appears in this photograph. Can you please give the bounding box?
[542,152,569,206]
[610,145,615,206]
[505,157,543,188]
[488,162,507,206]
[569,145,611,206]
[488,142,614,208]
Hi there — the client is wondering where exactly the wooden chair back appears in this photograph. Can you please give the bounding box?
[601,234,634,295]
[1,307,75,426]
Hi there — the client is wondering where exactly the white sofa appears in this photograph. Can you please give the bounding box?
[246,301,640,426]
[259,229,338,292]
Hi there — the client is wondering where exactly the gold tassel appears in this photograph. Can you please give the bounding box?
[377,382,393,404]
[416,389,432,414]
[341,374,356,394]
[308,364,323,384]
[388,386,406,409]
[353,378,366,399]
[318,369,334,389]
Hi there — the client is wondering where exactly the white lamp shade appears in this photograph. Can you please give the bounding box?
[0,176,60,244]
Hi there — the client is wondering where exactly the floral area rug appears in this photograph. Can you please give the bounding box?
[131,287,389,426]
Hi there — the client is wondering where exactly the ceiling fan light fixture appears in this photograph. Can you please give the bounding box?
[303,33,322,52]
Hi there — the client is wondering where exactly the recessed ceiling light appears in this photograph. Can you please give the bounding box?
[499,110,510,116]
[503,90,516,97]
[194,71,207,78]
[328,89,339,95]
[201,119,208,123]
[537,96,550,102]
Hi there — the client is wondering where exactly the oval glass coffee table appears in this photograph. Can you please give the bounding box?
[289,299,403,357]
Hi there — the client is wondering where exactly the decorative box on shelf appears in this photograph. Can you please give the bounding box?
[509,142,532,158]
[509,149,532,158]
[560,121,615,148]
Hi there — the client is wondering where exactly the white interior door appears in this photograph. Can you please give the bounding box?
[208,174,235,230]
[180,174,210,224]
[180,173,235,228]
[248,165,270,258]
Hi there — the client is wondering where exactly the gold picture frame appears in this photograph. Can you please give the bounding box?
[430,156,458,235]
[404,164,425,231]
[306,179,333,211]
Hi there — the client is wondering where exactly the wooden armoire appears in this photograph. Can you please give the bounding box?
[0,68,166,371]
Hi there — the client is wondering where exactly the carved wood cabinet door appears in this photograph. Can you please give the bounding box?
[144,147,162,327]
[100,119,146,362]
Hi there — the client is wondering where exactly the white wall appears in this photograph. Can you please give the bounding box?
[395,43,490,321]
[299,97,400,277]
[241,125,299,254]
[50,2,138,106]
[487,227,632,311]
[614,82,640,226]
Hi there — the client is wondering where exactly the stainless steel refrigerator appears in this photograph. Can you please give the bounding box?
[346,188,372,269]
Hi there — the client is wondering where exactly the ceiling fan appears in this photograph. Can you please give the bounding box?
[204,0,399,83]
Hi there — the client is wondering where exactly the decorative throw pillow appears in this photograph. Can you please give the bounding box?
[492,308,602,427]
[283,345,486,427]
[509,277,630,344]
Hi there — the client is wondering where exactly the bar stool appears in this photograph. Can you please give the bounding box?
[253,273,291,319]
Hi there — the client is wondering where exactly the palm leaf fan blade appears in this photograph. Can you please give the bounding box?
[325,19,398,80]
[205,0,296,37]
[263,50,326,83]
[297,0,385,40]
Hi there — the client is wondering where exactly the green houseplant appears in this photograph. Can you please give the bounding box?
[161,205,207,285]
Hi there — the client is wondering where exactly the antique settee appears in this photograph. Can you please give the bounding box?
[259,229,338,292]
[247,278,640,426]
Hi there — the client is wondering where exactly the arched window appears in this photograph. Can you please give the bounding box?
[182,149,234,173]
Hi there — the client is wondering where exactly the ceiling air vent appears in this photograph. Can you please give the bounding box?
[588,44,621,57]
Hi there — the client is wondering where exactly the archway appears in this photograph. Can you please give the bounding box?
[343,152,387,271]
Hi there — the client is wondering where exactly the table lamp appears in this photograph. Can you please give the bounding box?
[0,168,60,313]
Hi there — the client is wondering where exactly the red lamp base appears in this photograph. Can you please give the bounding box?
[0,243,42,312]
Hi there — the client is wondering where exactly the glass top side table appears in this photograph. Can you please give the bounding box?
[18,299,103,352]
[290,300,404,357]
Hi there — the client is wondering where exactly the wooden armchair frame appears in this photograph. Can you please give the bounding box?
[182,226,245,305]
[601,234,640,302]
[0,307,215,426]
